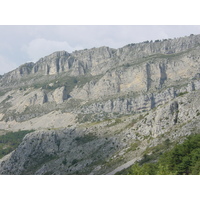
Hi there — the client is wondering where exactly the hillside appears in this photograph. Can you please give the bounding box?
[0,34,200,174]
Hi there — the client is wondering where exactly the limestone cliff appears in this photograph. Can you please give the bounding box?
[0,34,200,174]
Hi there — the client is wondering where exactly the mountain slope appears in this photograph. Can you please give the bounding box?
[0,34,200,174]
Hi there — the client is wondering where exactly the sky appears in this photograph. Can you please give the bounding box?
[0,25,200,75]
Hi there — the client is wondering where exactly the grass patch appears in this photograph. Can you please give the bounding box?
[33,74,102,95]
[126,141,141,153]
[0,130,34,159]
[106,118,122,127]
[125,114,145,129]
[22,154,58,175]
[178,91,188,97]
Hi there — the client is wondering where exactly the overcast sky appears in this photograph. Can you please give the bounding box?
[0,25,200,75]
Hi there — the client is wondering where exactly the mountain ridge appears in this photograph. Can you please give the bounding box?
[0,34,200,174]
[2,33,200,80]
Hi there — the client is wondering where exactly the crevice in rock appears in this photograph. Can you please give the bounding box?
[46,65,50,75]
[33,65,39,73]
[150,93,155,109]
[170,101,179,124]
[63,88,70,101]
[146,63,151,91]
[67,57,74,69]
[110,100,114,111]
[56,58,60,73]
[43,92,48,103]
[159,63,167,87]
[191,82,195,91]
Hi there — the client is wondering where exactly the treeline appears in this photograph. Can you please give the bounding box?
[0,130,34,159]
[117,134,200,175]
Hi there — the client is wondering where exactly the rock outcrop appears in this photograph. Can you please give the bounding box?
[1,34,200,174]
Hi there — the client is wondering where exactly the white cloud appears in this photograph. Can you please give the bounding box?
[0,55,17,75]
[21,38,83,62]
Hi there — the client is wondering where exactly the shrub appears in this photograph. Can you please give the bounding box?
[117,134,200,175]
[0,130,34,159]
[74,134,97,145]
[178,91,188,97]
[71,159,78,165]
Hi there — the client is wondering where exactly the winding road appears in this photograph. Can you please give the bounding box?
[106,157,140,175]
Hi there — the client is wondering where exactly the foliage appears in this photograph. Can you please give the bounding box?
[62,158,67,165]
[123,63,131,68]
[139,138,171,165]
[76,113,94,123]
[0,90,7,97]
[126,142,141,153]
[23,154,58,175]
[0,130,34,159]
[74,134,97,145]
[33,74,102,93]
[158,134,200,175]
[178,91,188,97]
[106,118,122,127]
[71,159,79,166]
[117,134,200,175]
[1,95,13,104]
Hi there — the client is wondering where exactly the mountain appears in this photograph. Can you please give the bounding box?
[0,34,200,175]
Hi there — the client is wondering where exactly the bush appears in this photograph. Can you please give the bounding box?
[159,134,200,174]
[74,134,97,145]
[71,159,78,165]
[0,130,34,159]
[178,91,188,97]
[118,134,200,175]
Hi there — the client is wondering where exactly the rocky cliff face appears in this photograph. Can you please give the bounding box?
[0,34,200,174]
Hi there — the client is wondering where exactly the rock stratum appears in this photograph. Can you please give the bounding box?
[0,34,200,174]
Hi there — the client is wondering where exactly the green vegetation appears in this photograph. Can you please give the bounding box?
[117,134,200,175]
[33,75,79,93]
[139,138,171,165]
[77,113,94,123]
[118,46,198,73]
[106,118,122,127]
[62,157,67,165]
[126,141,141,153]
[1,95,13,104]
[178,91,188,97]
[71,159,79,165]
[0,130,34,159]
[33,74,102,93]
[0,90,8,97]
[74,133,97,145]
[123,63,131,68]
[125,114,146,129]
[23,154,58,175]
